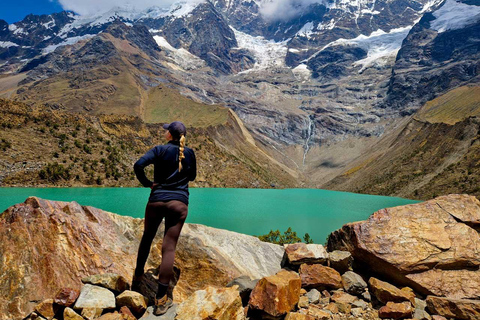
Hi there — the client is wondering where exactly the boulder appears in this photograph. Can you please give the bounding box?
[82,274,130,294]
[283,243,328,267]
[248,269,301,318]
[368,278,415,304]
[34,299,58,319]
[176,285,244,320]
[0,197,284,320]
[54,288,80,307]
[116,290,147,314]
[342,271,367,295]
[431,316,447,320]
[378,301,413,319]
[63,308,83,320]
[328,251,353,273]
[328,195,480,298]
[73,284,116,310]
[299,264,342,290]
[426,296,480,320]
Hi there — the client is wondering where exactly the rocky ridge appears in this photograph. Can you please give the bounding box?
[2,194,480,320]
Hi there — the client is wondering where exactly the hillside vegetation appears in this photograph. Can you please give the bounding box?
[324,86,480,200]
[0,99,298,188]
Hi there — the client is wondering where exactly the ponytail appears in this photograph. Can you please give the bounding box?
[178,134,185,172]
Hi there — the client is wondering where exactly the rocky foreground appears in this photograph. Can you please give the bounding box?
[1,195,480,320]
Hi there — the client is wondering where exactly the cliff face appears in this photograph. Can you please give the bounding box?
[0,197,284,320]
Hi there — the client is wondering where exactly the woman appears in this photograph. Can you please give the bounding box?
[132,121,196,316]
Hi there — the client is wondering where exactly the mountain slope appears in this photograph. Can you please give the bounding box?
[0,98,299,188]
[324,85,480,199]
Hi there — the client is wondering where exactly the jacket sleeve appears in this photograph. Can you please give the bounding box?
[134,147,158,188]
[189,149,197,182]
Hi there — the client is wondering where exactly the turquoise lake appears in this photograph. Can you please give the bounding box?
[0,188,419,243]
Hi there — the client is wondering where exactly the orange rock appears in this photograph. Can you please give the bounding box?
[299,264,342,290]
[378,302,413,319]
[176,285,244,320]
[119,306,136,320]
[369,278,415,304]
[298,295,309,308]
[284,243,328,266]
[96,312,123,320]
[115,290,146,315]
[249,269,301,317]
[328,195,480,299]
[285,312,316,320]
[80,308,103,320]
[63,307,83,320]
[426,296,480,320]
[34,299,59,320]
[325,302,339,314]
[0,197,285,320]
[331,291,357,304]
[306,305,331,319]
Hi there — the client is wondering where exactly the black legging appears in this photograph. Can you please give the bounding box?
[135,200,188,286]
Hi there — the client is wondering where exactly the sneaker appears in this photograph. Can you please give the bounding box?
[153,294,173,316]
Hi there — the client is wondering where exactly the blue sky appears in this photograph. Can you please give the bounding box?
[2,0,64,23]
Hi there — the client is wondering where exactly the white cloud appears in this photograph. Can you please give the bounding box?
[57,0,186,16]
[259,0,327,21]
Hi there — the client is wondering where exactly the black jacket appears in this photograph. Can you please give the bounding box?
[134,140,196,205]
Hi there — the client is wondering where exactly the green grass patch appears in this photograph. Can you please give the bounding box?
[144,85,229,127]
[415,86,480,125]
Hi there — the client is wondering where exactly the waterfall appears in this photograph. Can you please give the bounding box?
[303,115,315,166]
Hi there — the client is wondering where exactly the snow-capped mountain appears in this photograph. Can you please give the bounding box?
[0,0,479,176]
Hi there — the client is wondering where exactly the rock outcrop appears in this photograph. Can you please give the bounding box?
[4,194,480,320]
[0,197,283,320]
[328,194,480,299]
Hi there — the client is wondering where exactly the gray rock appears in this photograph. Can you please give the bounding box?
[361,291,371,302]
[73,284,116,310]
[352,299,368,310]
[342,271,367,295]
[139,305,178,320]
[414,298,432,320]
[351,307,363,317]
[227,275,259,305]
[306,289,321,304]
[328,251,352,273]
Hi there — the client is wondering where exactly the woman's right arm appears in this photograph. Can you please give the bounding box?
[133,147,159,188]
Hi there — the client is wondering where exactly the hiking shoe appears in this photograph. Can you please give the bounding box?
[153,295,173,316]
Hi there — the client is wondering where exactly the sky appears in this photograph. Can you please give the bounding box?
[1,0,64,23]
[2,0,327,24]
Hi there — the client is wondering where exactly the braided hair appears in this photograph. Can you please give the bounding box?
[179,134,186,172]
